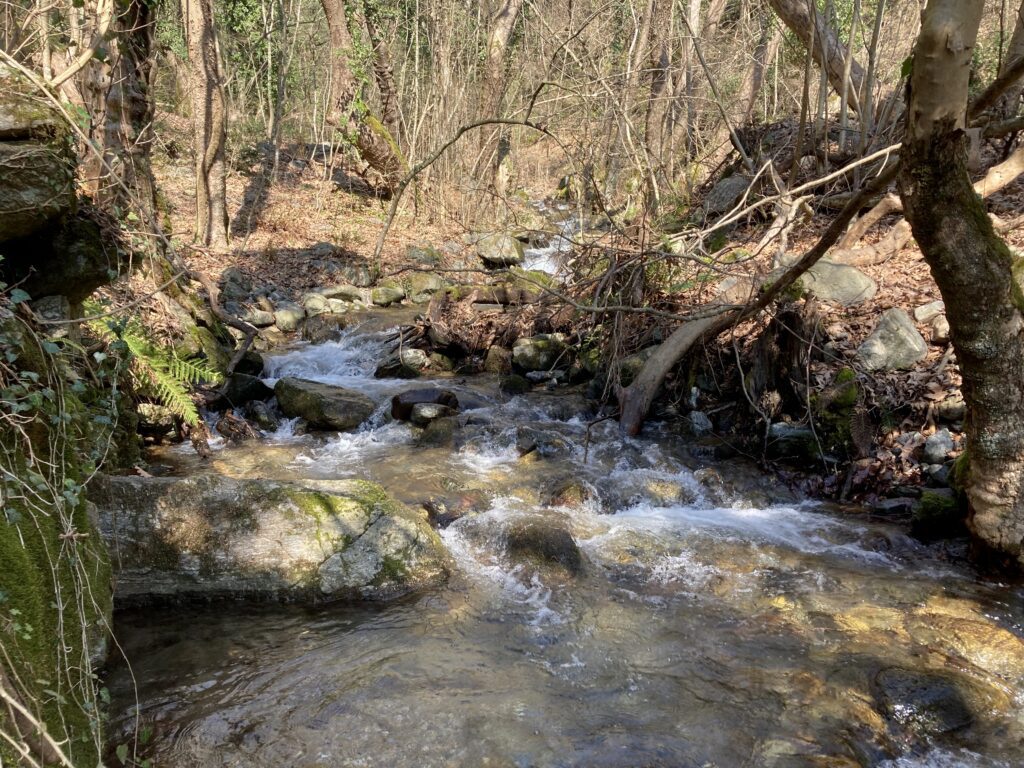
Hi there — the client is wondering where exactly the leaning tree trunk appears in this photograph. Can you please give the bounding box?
[181,0,229,248]
[319,0,405,195]
[899,0,1024,566]
[766,0,866,113]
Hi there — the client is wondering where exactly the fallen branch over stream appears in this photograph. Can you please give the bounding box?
[617,163,900,435]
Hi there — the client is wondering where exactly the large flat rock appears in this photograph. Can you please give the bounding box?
[90,475,451,603]
[274,376,376,430]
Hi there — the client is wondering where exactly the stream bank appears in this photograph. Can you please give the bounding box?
[100,313,1024,768]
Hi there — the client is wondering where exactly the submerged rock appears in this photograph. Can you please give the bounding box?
[90,475,451,603]
[543,477,598,510]
[274,376,375,430]
[391,388,459,421]
[873,668,982,737]
[505,516,583,576]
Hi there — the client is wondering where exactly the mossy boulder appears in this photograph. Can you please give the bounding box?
[512,333,569,372]
[0,316,113,768]
[476,232,525,268]
[274,377,376,430]
[371,284,406,307]
[0,65,74,243]
[90,475,451,602]
[912,490,966,541]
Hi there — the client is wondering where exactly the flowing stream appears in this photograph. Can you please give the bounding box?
[106,317,1024,767]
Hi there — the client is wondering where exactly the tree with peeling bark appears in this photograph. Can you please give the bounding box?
[899,0,1024,567]
[319,0,406,194]
[181,0,230,248]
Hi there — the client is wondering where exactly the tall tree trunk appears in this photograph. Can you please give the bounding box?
[998,0,1024,117]
[319,0,405,194]
[181,0,229,248]
[478,0,525,206]
[362,4,402,145]
[899,0,1024,567]
[766,0,866,112]
[60,0,158,233]
[643,0,673,206]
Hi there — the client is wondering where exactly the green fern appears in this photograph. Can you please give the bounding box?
[87,308,222,426]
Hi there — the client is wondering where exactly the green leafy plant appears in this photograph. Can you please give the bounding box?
[89,311,222,426]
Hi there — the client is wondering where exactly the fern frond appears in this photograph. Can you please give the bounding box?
[84,309,223,427]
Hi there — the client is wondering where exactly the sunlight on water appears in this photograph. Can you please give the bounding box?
[114,323,1024,768]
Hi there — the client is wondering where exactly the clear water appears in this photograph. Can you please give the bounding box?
[107,322,1024,767]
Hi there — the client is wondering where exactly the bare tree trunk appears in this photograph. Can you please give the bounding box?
[319,0,405,194]
[181,0,229,248]
[478,0,525,204]
[643,0,673,208]
[899,0,1024,567]
[363,5,402,145]
[998,0,1024,117]
[766,0,866,112]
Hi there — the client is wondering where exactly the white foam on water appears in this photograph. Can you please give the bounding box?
[451,431,520,475]
[610,502,906,569]
[520,216,576,276]
[291,421,412,475]
[440,499,565,626]
[879,749,1010,768]
[263,330,388,384]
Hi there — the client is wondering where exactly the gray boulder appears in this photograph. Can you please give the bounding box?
[704,175,750,215]
[90,475,451,603]
[476,233,525,268]
[375,348,431,378]
[391,388,459,421]
[273,302,305,332]
[274,376,375,430]
[0,141,74,242]
[407,272,445,303]
[930,315,950,345]
[923,429,955,464]
[857,309,928,371]
[219,267,252,302]
[512,333,569,371]
[371,285,406,307]
[318,283,365,302]
[309,243,377,286]
[0,66,74,242]
[802,260,878,306]
[410,402,456,427]
[220,373,273,407]
[914,300,945,324]
[301,292,330,316]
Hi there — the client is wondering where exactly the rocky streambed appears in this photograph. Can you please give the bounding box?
[100,315,1024,768]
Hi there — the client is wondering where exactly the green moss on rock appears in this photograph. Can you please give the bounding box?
[0,319,113,768]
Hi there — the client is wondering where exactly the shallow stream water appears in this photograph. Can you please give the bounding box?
[106,318,1024,767]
